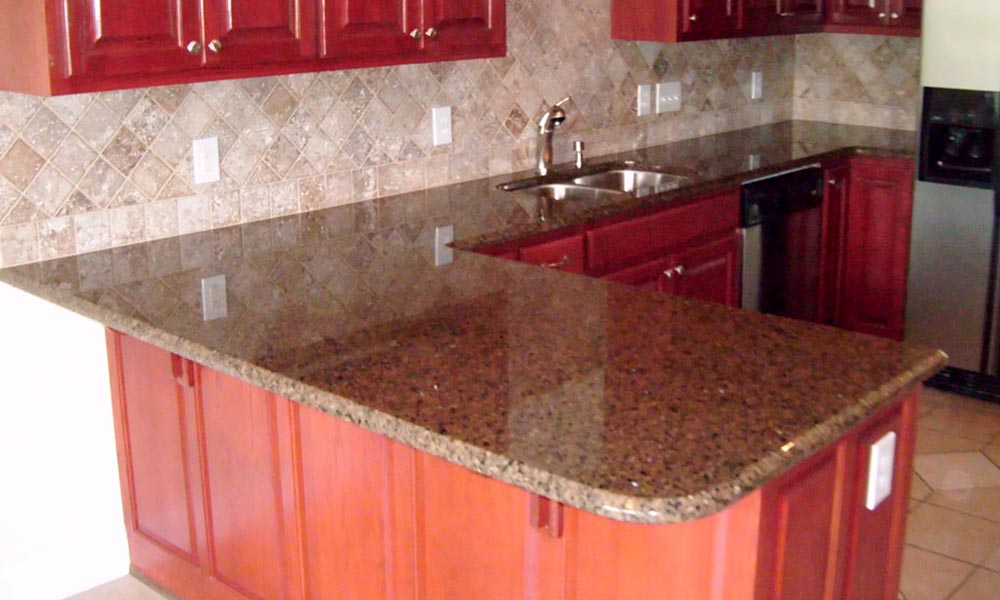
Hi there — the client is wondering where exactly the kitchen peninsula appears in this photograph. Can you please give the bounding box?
[0,122,944,600]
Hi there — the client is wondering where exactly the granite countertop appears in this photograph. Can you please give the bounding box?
[0,121,944,524]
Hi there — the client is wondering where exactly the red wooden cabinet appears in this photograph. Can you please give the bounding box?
[819,161,849,326]
[744,0,823,34]
[838,156,914,341]
[518,232,587,273]
[825,0,921,34]
[664,231,741,306]
[612,0,741,42]
[0,0,504,94]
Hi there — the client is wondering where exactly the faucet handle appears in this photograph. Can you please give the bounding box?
[555,96,571,107]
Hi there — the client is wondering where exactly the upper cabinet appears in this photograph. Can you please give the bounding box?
[0,0,505,96]
[826,0,921,34]
[613,0,742,42]
[612,0,920,42]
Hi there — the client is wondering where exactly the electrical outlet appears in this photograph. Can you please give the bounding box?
[201,275,228,321]
[655,81,682,114]
[748,153,762,170]
[434,225,454,266]
[637,84,653,116]
[192,137,220,184]
[864,431,897,510]
[751,71,764,101]
[432,106,452,146]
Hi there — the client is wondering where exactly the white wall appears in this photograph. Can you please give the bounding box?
[921,0,1000,91]
[0,282,129,599]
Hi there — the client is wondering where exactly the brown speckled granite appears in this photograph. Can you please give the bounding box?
[0,121,942,524]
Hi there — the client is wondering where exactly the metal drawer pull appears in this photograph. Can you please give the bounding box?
[689,14,698,21]
[409,28,422,39]
[186,41,202,55]
[208,39,222,53]
[425,27,438,38]
[541,256,570,269]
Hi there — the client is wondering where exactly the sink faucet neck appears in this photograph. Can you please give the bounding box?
[536,97,570,176]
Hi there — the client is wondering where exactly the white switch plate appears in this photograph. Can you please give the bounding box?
[432,106,452,146]
[192,137,220,184]
[865,431,897,511]
[655,81,682,114]
[748,153,762,170]
[637,84,653,116]
[200,274,228,321]
[751,71,764,101]
[434,224,454,266]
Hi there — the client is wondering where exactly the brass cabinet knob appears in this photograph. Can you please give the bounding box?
[689,14,698,21]
[674,265,685,276]
[186,40,202,55]
[409,28,422,39]
[207,39,222,53]
[891,12,899,19]
[425,27,438,38]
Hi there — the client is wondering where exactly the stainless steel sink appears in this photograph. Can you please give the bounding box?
[497,162,694,201]
[570,169,686,194]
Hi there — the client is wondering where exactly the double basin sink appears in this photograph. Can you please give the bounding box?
[498,161,696,203]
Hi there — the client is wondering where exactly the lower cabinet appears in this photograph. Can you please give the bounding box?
[838,156,914,340]
[108,329,919,600]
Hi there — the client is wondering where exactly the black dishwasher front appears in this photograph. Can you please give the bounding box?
[740,166,825,322]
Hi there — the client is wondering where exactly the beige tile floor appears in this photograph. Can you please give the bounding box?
[67,388,1000,600]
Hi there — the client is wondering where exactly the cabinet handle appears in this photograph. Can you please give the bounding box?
[207,39,222,53]
[425,27,438,38]
[409,28,422,39]
[186,40,202,55]
[689,13,698,21]
[540,256,570,269]
[780,12,795,16]
[828,178,838,185]
[891,12,899,19]
[674,265,685,276]
[878,12,887,18]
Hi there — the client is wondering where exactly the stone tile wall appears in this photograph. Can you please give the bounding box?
[793,33,922,130]
[0,3,919,269]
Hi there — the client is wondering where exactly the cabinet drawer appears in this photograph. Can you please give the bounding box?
[602,255,670,290]
[519,234,586,273]
[587,190,740,273]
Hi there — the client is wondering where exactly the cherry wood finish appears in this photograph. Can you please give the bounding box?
[201,0,316,68]
[0,0,504,95]
[838,156,914,341]
[744,0,823,35]
[612,0,741,42]
[517,232,587,273]
[825,0,920,35]
[665,231,741,306]
[819,161,849,326]
[109,329,920,600]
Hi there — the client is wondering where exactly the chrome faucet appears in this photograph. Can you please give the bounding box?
[536,97,570,176]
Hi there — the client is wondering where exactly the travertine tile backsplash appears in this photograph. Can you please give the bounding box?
[0,2,917,268]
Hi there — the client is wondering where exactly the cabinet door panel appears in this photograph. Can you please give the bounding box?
[892,0,921,30]
[197,367,302,600]
[518,233,586,273]
[423,0,506,57]
[61,0,202,79]
[819,163,849,326]
[202,0,316,67]
[670,232,741,307]
[840,158,913,340]
[323,0,419,61]
[113,334,201,562]
[827,0,884,26]
[681,0,740,39]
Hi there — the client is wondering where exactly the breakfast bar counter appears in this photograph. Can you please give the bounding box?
[0,121,944,599]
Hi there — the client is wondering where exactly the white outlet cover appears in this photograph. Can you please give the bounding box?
[751,71,764,101]
[748,153,762,170]
[655,81,682,114]
[200,274,228,321]
[637,84,653,117]
[865,431,897,511]
[434,225,454,266]
[432,106,452,146]
[192,137,220,184]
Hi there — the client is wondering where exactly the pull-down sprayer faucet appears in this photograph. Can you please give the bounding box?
[536,97,570,176]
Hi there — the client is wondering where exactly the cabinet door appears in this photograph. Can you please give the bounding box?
[61,0,203,80]
[681,0,741,39]
[202,0,317,67]
[826,0,885,27]
[518,233,586,274]
[422,0,506,59]
[746,0,821,34]
[323,0,421,62]
[602,254,672,290]
[195,367,303,600]
[889,0,921,31]
[666,232,741,307]
[839,157,914,340]
[819,162,849,326]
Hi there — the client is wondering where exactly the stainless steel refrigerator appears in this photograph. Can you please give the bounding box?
[905,0,1000,400]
